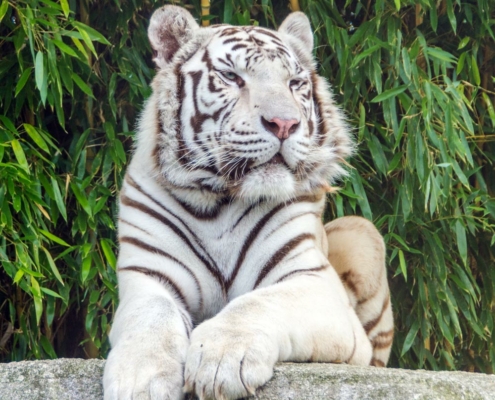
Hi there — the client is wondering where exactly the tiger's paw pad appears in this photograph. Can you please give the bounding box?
[184,322,277,400]
[103,341,185,400]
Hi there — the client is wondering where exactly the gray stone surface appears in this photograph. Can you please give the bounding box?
[1,359,495,400]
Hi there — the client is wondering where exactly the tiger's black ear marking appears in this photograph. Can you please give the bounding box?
[148,5,199,68]
[278,12,314,66]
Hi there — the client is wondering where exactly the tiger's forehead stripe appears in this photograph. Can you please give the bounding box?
[213,25,294,62]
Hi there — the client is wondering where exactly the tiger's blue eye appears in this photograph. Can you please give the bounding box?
[289,79,306,89]
[221,71,238,81]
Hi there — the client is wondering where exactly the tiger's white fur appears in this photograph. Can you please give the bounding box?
[103,6,394,400]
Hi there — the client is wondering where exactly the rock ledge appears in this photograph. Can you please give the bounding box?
[1,359,494,399]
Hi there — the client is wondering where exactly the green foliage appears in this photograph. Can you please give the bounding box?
[0,0,155,359]
[1,0,494,373]
[308,0,495,371]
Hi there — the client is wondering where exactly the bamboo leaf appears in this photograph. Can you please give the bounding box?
[11,139,30,173]
[50,177,68,221]
[0,0,8,24]
[482,93,495,127]
[76,26,98,58]
[100,239,116,270]
[70,182,92,216]
[470,55,481,86]
[71,73,95,98]
[15,68,33,97]
[72,21,111,45]
[430,5,438,32]
[401,319,420,356]
[398,249,407,281]
[458,37,470,50]
[35,51,44,94]
[39,229,70,247]
[0,115,17,133]
[401,47,411,79]
[426,47,457,63]
[30,277,43,325]
[41,287,63,299]
[371,85,407,103]
[455,220,468,267]
[81,255,91,283]
[41,247,65,286]
[223,0,233,24]
[60,0,70,18]
[351,44,382,67]
[52,39,78,57]
[70,37,89,59]
[456,52,466,75]
[13,269,25,284]
[446,0,457,32]
[23,124,49,153]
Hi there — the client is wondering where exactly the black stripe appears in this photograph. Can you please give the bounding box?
[371,329,394,349]
[120,193,225,291]
[231,203,257,230]
[178,308,193,338]
[118,265,189,312]
[217,57,234,68]
[254,233,315,288]
[174,63,189,166]
[370,358,386,367]
[126,175,216,267]
[275,264,329,284]
[253,29,283,42]
[119,236,203,303]
[311,72,327,147]
[168,190,232,220]
[219,27,242,37]
[265,211,320,239]
[364,296,390,334]
[226,202,286,290]
[226,194,322,291]
[119,218,151,235]
[232,44,248,51]
[282,246,314,264]
[222,37,243,45]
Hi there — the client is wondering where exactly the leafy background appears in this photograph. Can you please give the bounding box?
[0,0,494,372]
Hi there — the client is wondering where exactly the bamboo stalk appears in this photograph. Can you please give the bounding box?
[415,4,423,26]
[201,0,210,27]
[290,0,300,11]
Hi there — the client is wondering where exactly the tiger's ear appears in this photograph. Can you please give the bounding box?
[278,12,314,63]
[148,5,199,68]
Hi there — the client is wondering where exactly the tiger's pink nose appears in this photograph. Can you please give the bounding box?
[261,117,300,140]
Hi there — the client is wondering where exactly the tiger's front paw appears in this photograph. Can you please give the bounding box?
[103,336,187,400]
[184,320,278,400]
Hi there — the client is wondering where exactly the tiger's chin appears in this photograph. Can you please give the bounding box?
[234,164,297,203]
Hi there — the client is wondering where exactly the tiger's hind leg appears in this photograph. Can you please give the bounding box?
[324,216,394,367]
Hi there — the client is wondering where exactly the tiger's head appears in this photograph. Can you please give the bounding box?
[142,6,352,206]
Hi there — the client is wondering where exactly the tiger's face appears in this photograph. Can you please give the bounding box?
[180,27,316,201]
[147,7,352,204]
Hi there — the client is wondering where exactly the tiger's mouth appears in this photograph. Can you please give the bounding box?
[221,152,292,184]
[267,153,286,165]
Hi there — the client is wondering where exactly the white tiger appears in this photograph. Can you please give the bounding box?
[103,5,394,400]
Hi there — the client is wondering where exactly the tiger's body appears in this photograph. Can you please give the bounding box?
[103,6,393,400]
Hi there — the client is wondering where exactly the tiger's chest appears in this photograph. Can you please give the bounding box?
[181,196,327,295]
[119,168,327,320]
